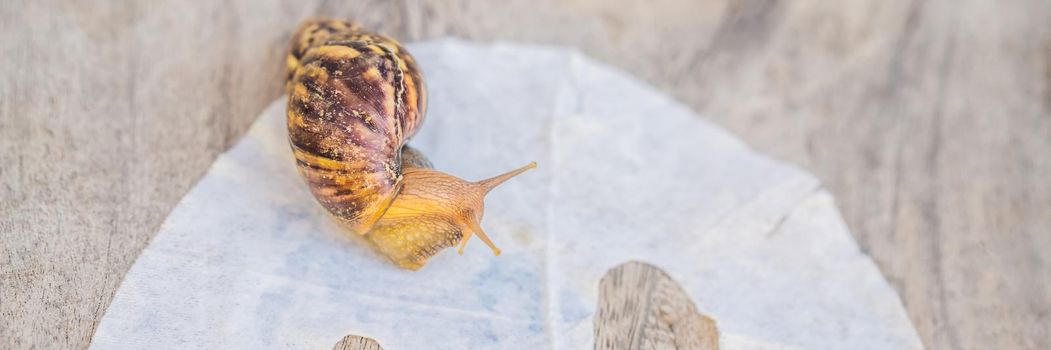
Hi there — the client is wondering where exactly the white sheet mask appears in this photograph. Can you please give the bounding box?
[91,39,922,350]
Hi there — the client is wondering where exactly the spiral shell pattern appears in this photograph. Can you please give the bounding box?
[285,19,427,234]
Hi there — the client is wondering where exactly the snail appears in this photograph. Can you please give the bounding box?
[285,18,535,270]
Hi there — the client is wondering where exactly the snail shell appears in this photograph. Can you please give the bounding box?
[285,18,535,270]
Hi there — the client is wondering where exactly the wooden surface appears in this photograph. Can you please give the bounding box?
[332,335,383,350]
[1,0,1048,349]
[595,262,719,350]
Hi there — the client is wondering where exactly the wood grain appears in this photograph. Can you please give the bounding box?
[332,335,383,350]
[595,261,719,350]
[1,0,1048,349]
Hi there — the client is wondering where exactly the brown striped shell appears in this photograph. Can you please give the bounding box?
[285,18,534,270]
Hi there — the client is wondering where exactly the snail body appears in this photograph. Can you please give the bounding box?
[285,18,534,270]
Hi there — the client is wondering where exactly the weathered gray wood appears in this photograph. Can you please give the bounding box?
[333,335,383,350]
[1,0,1048,349]
[595,261,719,350]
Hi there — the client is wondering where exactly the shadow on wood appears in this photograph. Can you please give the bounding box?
[333,335,383,350]
[595,261,719,350]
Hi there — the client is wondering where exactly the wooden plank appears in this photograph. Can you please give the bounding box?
[595,261,719,350]
[332,335,383,350]
[1,0,1048,348]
